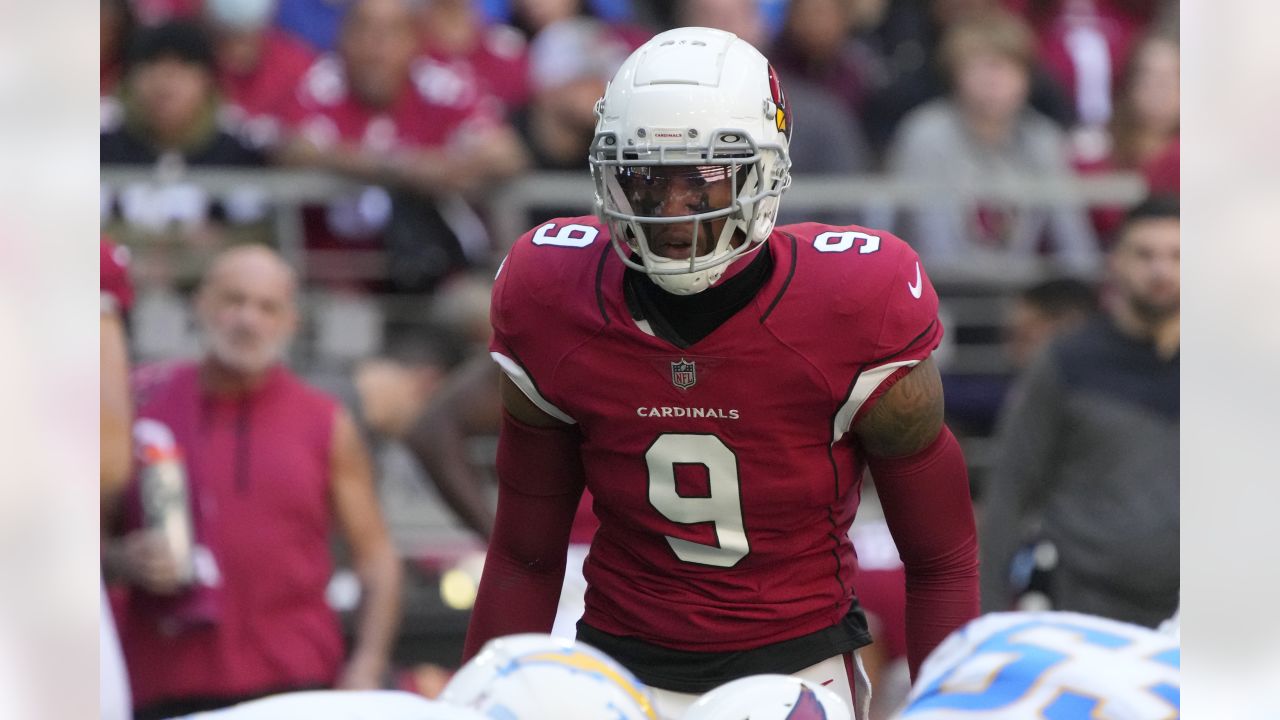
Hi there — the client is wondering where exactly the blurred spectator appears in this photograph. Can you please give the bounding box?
[887,9,1100,276]
[675,0,767,49]
[102,21,266,167]
[204,0,317,136]
[1078,30,1179,242]
[979,195,1179,627]
[277,0,529,293]
[1004,276,1097,370]
[1008,0,1162,142]
[1099,31,1181,171]
[102,21,272,232]
[274,0,356,52]
[939,278,1094,450]
[383,272,496,534]
[418,0,532,112]
[101,239,136,720]
[400,272,597,636]
[103,0,138,99]
[352,335,450,443]
[861,0,1076,156]
[402,349,599,639]
[515,18,627,172]
[133,0,207,25]
[679,0,873,226]
[768,0,870,122]
[403,352,501,541]
[1003,0,1162,147]
[104,246,403,720]
[509,0,651,49]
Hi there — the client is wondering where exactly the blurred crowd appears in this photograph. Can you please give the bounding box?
[102,0,1179,276]
[100,1,1180,718]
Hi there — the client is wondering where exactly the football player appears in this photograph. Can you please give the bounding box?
[463,26,978,719]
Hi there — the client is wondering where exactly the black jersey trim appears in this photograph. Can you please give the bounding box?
[577,607,871,693]
[594,240,613,325]
[823,444,851,612]
[759,232,797,323]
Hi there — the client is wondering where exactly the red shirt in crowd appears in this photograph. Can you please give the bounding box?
[1004,0,1159,127]
[115,362,344,709]
[218,27,318,127]
[422,24,531,112]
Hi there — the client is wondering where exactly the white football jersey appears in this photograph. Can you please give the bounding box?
[175,690,488,720]
[896,612,1179,719]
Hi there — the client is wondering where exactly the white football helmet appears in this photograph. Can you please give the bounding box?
[895,612,1180,719]
[683,675,852,720]
[590,26,793,295]
[441,634,659,720]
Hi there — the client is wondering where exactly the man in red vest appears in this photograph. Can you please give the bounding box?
[104,245,403,720]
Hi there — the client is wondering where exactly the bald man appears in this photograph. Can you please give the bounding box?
[103,246,403,720]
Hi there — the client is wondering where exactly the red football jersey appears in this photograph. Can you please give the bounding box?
[490,217,942,653]
[218,28,318,126]
[281,54,502,152]
[422,24,531,112]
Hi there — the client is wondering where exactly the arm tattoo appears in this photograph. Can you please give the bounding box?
[854,357,945,458]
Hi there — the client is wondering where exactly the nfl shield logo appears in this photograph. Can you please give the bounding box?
[671,359,697,390]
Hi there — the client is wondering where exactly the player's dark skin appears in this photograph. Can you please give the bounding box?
[623,166,737,260]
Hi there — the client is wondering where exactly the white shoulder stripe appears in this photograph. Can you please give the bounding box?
[832,359,920,444]
[490,351,576,424]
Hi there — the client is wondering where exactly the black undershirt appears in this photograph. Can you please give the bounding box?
[622,244,775,347]
[578,606,872,693]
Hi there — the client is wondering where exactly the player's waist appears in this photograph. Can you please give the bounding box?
[576,604,871,693]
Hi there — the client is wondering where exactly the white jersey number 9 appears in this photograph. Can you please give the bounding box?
[645,434,748,568]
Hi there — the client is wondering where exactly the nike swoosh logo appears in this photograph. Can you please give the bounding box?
[821,679,835,686]
[907,262,923,299]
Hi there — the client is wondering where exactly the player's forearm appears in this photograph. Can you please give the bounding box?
[468,127,529,182]
[100,312,132,500]
[462,542,566,661]
[462,411,583,660]
[421,453,495,540]
[405,418,495,540]
[281,135,454,194]
[901,537,980,676]
[348,539,404,672]
[869,426,979,680]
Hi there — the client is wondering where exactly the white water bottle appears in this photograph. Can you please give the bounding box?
[133,418,196,588]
